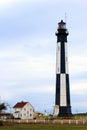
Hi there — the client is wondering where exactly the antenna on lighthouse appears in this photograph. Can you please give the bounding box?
[65,12,67,23]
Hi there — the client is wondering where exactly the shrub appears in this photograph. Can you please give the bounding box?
[0,121,3,126]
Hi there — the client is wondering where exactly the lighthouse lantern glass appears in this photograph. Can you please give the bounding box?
[58,23,66,29]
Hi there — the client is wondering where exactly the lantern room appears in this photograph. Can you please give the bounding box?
[58,20,66,29]
[55,20,68,42]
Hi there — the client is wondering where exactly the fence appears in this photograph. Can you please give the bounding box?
[5,119,87,125]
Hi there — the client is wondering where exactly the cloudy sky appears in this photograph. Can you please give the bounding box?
[0,0,87,114]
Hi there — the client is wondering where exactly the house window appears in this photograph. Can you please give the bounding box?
[30,108,32,111]
[27,111,29,114]
[24,108,26,111]
[20,114,22,117]
[20,108,22,111]
[24,114,26,116]
[30,114,32,117]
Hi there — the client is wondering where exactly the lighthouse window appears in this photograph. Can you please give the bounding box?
[58,67,59,72]
[63,24,66,29]
[66,57,67,61]
[58,46,60,51]
[58,24,66,29]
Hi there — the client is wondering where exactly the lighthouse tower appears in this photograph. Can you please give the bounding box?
[54,20,72,117]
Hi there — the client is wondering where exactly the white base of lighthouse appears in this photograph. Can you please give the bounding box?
[53,105,59,117]
[53,105,72,117]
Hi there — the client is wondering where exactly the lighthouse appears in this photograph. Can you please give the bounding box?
[54,20,72,117]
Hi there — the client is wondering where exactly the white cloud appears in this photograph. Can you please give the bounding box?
[0,0,12,4]
[1,0,87,8]
[0,0,50,6]
[72,101,87,113]
[16,85,55,94]
[69,55,87,75]
[0,0,87,8]
[0,85,54,96]
[0,55,54,79]
[71,82,87,94]
[0,0,17,7]
[0,50,23,59]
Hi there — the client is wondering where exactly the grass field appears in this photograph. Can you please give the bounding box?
[0,124,87,130]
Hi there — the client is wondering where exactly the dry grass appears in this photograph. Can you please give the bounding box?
[0,124,87,130]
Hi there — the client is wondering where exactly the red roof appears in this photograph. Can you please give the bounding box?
[13,101,28,108]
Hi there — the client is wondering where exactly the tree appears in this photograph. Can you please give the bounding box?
[0,103,7,113]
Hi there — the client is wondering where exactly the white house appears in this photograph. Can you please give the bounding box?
[13,101,34,119]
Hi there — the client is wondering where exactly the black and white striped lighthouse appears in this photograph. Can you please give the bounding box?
[54,20,72,117]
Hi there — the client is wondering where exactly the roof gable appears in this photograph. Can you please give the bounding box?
[13,101,28,108]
